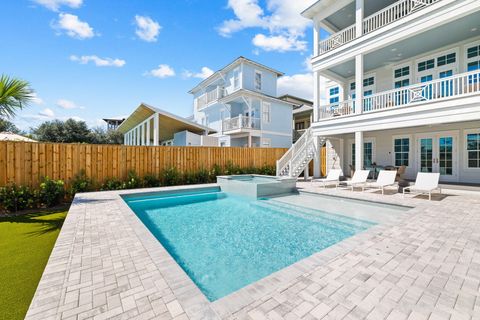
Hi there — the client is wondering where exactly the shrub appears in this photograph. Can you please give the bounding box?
[143,173,160,188]
[0,184,38,213]
[196,168,210,184]
[100,177,124,191]
[125,170,141,189]
[224,161,241,175]
[162,167,182,186]
[39,177,65,207]
[70,170,93,195]
[209,164,223,182]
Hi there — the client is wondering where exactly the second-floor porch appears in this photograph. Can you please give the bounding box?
[317,69,480,121]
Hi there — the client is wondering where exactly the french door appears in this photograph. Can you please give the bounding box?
[417,133,458,182]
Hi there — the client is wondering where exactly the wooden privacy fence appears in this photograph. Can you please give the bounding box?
[0,141,288,187]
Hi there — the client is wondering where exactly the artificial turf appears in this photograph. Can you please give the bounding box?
[0,210,67,320]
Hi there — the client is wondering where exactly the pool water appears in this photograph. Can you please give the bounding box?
[124,189,375,301]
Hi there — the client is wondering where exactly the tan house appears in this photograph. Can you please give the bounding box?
[279,95,313,143]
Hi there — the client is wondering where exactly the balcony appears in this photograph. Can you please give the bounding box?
[222,116,261,133]
[318,0,442,56]
[196,86,225,110]
[318,70,480,120]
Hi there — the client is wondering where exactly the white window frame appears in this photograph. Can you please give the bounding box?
[464,128,480,170]
[347,72,376,100]
[233,67,240,90]
[261,138,271,148]
[465,40,480,73]
[392,135,412,168]
[414,48,459,82]
[262,101,271,123]
[254,70,262,91]
[392,63,412,89]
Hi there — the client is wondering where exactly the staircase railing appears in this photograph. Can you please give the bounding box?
[276,127,313,176]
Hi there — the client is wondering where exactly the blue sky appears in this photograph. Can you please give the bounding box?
[1,0,320,130]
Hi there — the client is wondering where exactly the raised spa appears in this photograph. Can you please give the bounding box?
[216,174,297,198]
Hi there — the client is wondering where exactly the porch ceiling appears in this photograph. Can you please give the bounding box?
[328,11,480,79]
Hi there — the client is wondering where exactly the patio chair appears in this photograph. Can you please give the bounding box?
[364,170,397,195]
[403,172,441,201]
[313,169,342,188]
[339,170,370,191]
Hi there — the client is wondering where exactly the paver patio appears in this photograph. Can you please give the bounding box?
[25,183,480,320]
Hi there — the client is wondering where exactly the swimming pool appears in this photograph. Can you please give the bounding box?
[124,188,375,301]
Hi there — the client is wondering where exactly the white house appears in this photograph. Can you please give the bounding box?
[189,57,294,148]
[277,0,480,184]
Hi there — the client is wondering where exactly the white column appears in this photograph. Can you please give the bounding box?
[136,126,140,145]
[313,136,322,178]
[355,54,364,115]
[153,114,159,146]
[313,18,320,57]
[146,119,151,146]
[313,71,322,121]
[355,0,364,38]
[248,134,252,148]
[304,162,309,181]
[355,131,363,172]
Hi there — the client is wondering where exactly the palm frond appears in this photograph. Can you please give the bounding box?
[0,74,34,118]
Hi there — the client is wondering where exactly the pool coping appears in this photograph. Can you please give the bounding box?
[25,183,433,320]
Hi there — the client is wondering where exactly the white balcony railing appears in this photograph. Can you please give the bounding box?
[196,86,225,110]
[318,0,442,55]
[318,70,480,120]
[222,116,261,132]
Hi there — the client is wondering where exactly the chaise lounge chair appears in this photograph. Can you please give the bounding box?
[403,172,441,201]
[339,170,370,191]
[313,169,342,188]
[364,170,397,195]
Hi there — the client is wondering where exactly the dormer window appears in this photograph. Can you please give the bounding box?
[255,70,262,91]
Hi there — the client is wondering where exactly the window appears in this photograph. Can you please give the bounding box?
[467,133,480,168]
[418,59,435,72]
[437,53,456,66]
[467,45,480,59]
[350,82,356,90]
[468,61,480,71]
[394,138,409,166]
[233,68,240,89]
[295,122,305,130]
[329,87,339,96]
[351,142,373,167]
[262,102,271,123]
[254,70,262,91]
[395,79,410,88]
[329,96,339,104]
[440,70,453,97]
[363,77,374,87]
[394,66,410,78]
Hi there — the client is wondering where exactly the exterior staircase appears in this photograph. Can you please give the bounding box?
[276,127,325,178]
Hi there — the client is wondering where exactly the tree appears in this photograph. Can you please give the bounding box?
[33,119,91,143]
[0,75,34,118]
[0,118,20,133]
[88,127,124,144]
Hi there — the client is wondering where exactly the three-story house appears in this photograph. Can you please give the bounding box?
[277,0,480,183]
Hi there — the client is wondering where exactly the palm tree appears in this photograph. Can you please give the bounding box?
[0,75,34,118]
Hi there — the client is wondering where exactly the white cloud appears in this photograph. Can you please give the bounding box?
[56,99,85,110]
[145,64,176,78]
[182,67,214,80]
[252,34,307,52]
[219,0,316,52]
[53,13,95,39]
[31,92,44,105]
[277,72,327,103]
[135,15,161,42]
[38,108,55,118]
[70,55,126,67]
[33,0,82,11]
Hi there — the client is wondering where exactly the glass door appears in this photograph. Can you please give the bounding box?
[417,133,457,182]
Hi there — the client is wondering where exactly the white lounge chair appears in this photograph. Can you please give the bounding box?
[313,169,342,188]
[339,170,370,191]
[365,170,397,195]
[403,172,441,201]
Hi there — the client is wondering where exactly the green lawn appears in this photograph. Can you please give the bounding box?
[0,210,67,320]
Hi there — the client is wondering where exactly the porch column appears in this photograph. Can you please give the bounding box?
[248,134,252,148]
[313,71,322,121]
[355,54,364,114]
[146,119,151,146]
[313,136,322,178]
[313,18,320,56]
[355,131,364,172]
[136,126,140,145]
[304,163,309,181]
[153,114,159,146]
[355,0,364,38]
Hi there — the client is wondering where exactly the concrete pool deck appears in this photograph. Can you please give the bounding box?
[26,182,480,319]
